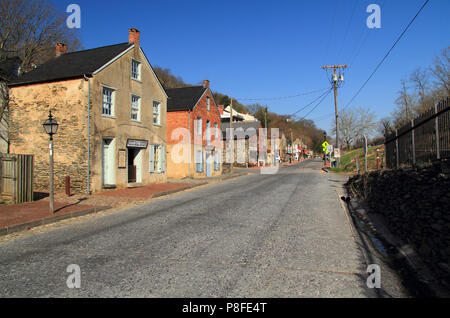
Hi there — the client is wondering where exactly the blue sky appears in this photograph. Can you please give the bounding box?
[54,0,449,134]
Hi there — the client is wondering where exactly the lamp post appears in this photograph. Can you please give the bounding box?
[43,110,59,213]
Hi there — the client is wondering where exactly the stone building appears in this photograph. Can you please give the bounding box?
[7,28,168,194]
[166,81,222,178]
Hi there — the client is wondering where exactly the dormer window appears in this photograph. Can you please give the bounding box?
[131,59,141,80]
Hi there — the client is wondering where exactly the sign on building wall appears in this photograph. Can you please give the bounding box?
[118,149,127,168]
[126,139,148,149]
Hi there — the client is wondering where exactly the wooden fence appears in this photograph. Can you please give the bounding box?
[0,154,34,203]
[385,97,450,169]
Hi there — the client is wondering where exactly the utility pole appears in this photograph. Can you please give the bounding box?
[322,64,347,167]
[230,98,233,173]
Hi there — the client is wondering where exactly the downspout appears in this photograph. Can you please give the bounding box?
[83,74,91,194]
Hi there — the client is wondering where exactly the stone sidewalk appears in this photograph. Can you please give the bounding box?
[0,172,247,237]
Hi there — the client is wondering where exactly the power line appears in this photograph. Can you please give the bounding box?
[342,0,430,111]
[290,88,332,117]
[336,0,359,63]
[298,89,333,120]
[235,87,329,101]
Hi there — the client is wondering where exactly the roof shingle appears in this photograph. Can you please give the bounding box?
[166,86,207,112]
[8,43,133,86]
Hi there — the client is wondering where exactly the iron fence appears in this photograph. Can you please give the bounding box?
[385,97,450,169]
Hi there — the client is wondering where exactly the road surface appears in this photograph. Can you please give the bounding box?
[0,160,391,297]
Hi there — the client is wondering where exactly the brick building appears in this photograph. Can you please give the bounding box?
[8,28,168,193]
[166,80,222,178]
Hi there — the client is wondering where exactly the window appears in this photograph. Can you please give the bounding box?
[206,97,210,111]
[206,120,211,145]
[131,59,141,80]
[150,144,165,173]
[214,123,219,139]
[196,150,203,172]
[102,87,114,116]
[153,101,161,125]
[131,95,140,121]
[196,117,202,136]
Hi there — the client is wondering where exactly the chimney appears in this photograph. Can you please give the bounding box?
[56,43,67,57]
[129,28,140,46]
[218,104,224,115]
[203,79,210,88]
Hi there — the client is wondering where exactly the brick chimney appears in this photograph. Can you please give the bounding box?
[129,28,140,46]
[218,104,224,115]
[56,43,67,57]
[203,79,210,88]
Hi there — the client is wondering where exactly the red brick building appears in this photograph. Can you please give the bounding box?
[166,80,222,178]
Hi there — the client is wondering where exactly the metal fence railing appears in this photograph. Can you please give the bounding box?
[385,97,450,169]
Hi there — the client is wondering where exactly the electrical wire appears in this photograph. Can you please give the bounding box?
[336,0,359,64]
[290,88,332,117]
[298,89,333,120]
[342,0,430,111]
[235,87,329,101]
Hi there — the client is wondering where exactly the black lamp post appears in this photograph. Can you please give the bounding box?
[43,110,59,213]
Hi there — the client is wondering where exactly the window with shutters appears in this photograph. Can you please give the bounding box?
[195,150,203,172]
[149,144,165,173]
[206,120,211,145]
[196,117,202,136]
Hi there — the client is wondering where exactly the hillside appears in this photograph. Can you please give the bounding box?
[328,145,385,174]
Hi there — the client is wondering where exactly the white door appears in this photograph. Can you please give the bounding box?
[135,149,142,183]
[102,138,114,185]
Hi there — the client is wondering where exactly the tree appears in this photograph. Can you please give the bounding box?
[0,0,82,73]
[331,106,377,149]
[392,79,415,127]
[430,46,450,97]
[355,106,377,137]
[153,66,189,89]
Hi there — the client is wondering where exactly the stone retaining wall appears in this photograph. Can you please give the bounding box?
[346,160,450,288]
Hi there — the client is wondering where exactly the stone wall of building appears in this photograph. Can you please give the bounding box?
[9,79,89,193]
[346,160,450,288]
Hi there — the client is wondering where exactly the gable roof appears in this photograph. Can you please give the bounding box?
[8,43,133,87]
[166,86,207,111]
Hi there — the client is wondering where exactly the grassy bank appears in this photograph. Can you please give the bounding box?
[328,145,384,174]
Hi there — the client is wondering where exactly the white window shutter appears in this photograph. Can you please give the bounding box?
[149,145,155,172]
[161,146,166,172]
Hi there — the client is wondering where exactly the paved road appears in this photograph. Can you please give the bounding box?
[0,160,378,297]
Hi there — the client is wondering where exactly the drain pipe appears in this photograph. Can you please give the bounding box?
[83,74,91,194]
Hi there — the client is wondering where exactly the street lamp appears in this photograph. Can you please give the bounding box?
[43,110,59,213]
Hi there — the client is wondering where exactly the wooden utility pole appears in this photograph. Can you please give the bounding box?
[322,64,347,167]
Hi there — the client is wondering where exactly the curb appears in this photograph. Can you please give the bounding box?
[151,183,208,198]
[0,206,110,237]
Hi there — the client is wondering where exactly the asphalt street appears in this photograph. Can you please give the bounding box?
[0,159,383,297]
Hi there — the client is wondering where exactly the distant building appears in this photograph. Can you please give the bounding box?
[8,28,168,193]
